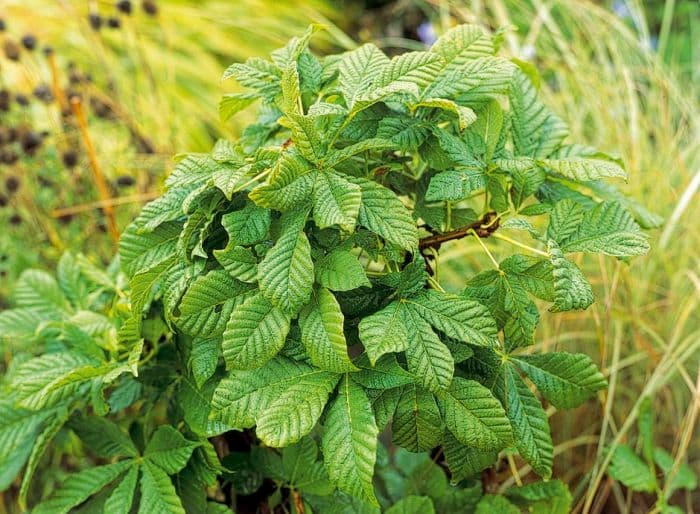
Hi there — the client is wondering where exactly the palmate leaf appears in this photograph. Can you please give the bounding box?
[139,461,186,514]
[299,288,357,372]
[509,69,569,158]
[221,202,272,246]
[539,157,627,181]
[0,404,50,490]
[176,270,255,337]
[440,377,512,451]
[144,426,199,475]
[250,153,314,211]
[255,370,339,447]
[257,216,315,314]
[392,384,443,452]
[280,113,325,162]
[347,176,418,251]
[376,51,444,89]
[496,365,553,478]
[548,240,594,312]
[338,43,390,107]
[430,23,494,65]
[405,290,498,347]
[210,357,317,430]
[401,307,454,393]
[513,352,607,409]
[104,465,139,514]
[311,172,362,230]
[214,245,258,283]
[322,376,379,505]
[358,301,408,365]
[219,92,258,122]
[32,460,132,514]
[443,433,497,483]
[222,294,291,370]
[425,169,486,202]
[315,249,371,292]
[556,202,650,257]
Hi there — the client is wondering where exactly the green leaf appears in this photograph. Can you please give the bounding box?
[258,220,315,314]
[425,169,486,202]
[144,426,199,474]
[339,43,389,107]
[348,176,418,252]
[312,172,362,230]
[32,461,132,514]
[414,98,476,130]
[104,465,139,514]
[547,199,584,244]
[401,307,454,393]
[557,202,650,257]
[358,301,408,365]
[222,293,291,370]
[250,153,314,211]
[119,221,181,278]
[539,157,627,181]
[189,338,220,389]
[221,203,272,246]
[210,357,317,430]
[505,479,573,514]
[139,461,186,514]
[653,447,698,494]
[376,51,444,89]
[70,417,138,458]
[513,352,607,409]
[13,269,67,312]
[214,245,258,283]
[405,290,498,347]
[354,355,414,389]
[385,496,435,514]
[315,249,371,291]
[282,437,318,484]
[472,99,504,162]
[222,57,281,97]
[0,404,49,490]
[176,270,255,337]
[255,370,339,447]
[441,377,512,451]
[392,385,443,452]
[443,433,497,483]
[509,69,568,157]
[430,24,494,64]
[322,376,379,505]
[377,116,429,150]
[280,113,324,162]
[496,365,553,478]
[299,288,357,372]
[219,92,258,121]
[475,495,520,514]
[608,445,657,492]
[548,240,594,312]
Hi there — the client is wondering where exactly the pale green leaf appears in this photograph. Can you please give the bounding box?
[339,43,390,106]
[222,293,291,370]
[539,157,627,181]
[513,352,607,409]
[608,445,656,492]
[440,377,512,450]
[315,249,371,291]
[312,172,362,230]
[402,307,454,393]
[258,221,315,314]
[299,288,357,372]
[255,371,339,447]
[358,301,408,365]
[221,203,272,246]
[322,376,379,505]
[548,240,594,312]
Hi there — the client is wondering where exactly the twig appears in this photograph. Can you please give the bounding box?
[70,96,120,246]
[50,191,160,218]
[47,52,68,112]
[418,211,499,250]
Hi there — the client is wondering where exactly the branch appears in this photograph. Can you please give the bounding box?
[418,212,499,251]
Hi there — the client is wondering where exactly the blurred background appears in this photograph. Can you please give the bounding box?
[0,1,697,512]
